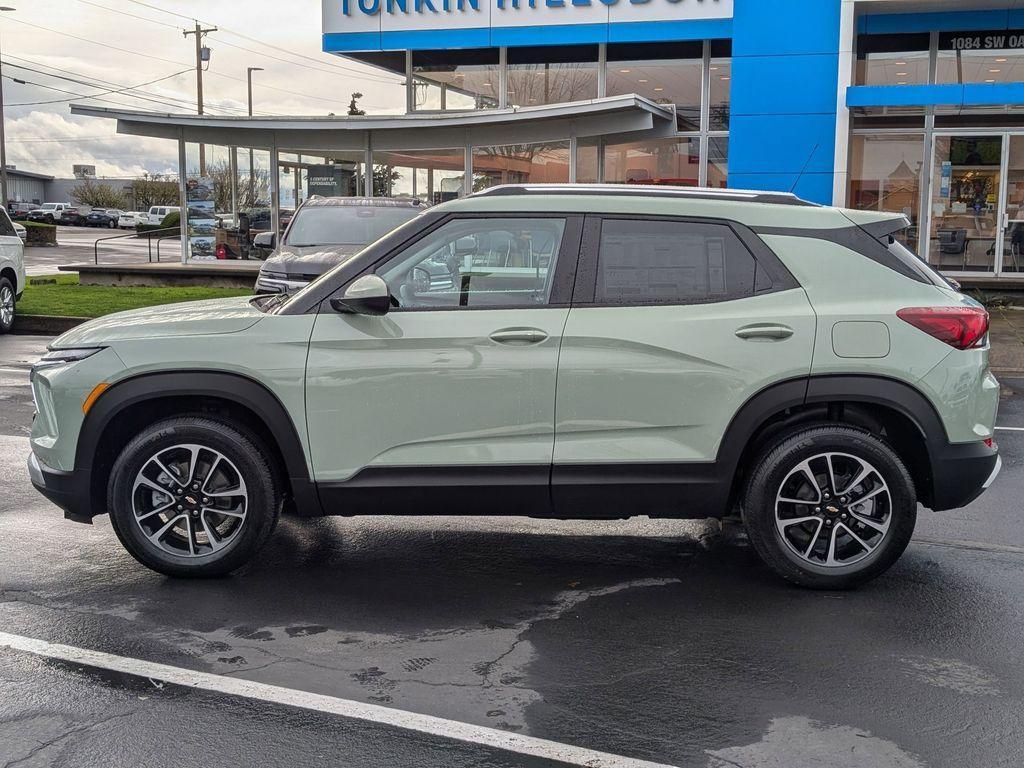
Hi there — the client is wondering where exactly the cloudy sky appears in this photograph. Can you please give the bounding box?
[1,0,407,178]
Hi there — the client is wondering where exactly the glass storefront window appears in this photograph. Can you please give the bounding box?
[929,135,1002,272]
[936,33,1024,84]
[848,134,925,252]
[708,41,732,130]
[606,42,703,131]
[472,142,570,190]
[507,45,598,107]
[708,137,729,189]
[412,49,500,111]
[576,137,600,184]
[603,137,700,186]
[855,33,931,86]
[372,149,466,203]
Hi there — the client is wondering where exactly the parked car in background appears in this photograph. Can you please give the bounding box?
[27,203,73,224]
[61,207,91,226]
[9,202,34,221]
[118,211,147,229]
[13,222,26,241]
[254,197,426,294]
[0,208,25,334]
[146,205,180,226]
[86,209,122,229]
[27,185,1001,585]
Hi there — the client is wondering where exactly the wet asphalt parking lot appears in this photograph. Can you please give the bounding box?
[2,333,1024,767]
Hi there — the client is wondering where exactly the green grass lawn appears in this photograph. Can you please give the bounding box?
[19,274,252,319]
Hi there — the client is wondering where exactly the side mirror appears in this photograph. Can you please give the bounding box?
[253,231,276,249]
[330,274,391,316]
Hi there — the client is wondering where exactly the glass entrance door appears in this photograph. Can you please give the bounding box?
[1001,135,1024,274]
[928,135,1003,274]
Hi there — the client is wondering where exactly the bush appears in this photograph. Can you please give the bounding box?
[23,221,57,246]
[161,211,181,229]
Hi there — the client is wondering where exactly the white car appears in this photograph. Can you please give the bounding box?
[0,209,25,334]
[146,205,180,226]
[13,222,26,241]
[118,211,147,229]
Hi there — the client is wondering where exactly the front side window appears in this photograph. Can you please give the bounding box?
[377,217,566,309]
[595,219,758,304]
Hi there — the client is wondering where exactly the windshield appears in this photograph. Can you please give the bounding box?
[41,204,57,210]
[285,205,420,248]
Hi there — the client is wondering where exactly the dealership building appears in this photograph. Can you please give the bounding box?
[74,0,1024,278]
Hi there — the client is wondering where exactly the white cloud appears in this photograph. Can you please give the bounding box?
[1,0,407,177]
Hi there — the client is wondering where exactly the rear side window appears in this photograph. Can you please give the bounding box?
[595,219,759,304]
[0,209,16,237]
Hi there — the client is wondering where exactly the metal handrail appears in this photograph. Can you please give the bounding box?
[93,227,181,265]
[155,234,183,263]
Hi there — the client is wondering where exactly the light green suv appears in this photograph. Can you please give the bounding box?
[28,185,1001,588]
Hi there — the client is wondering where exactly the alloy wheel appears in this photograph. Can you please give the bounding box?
[131,443,248,557]
[0,285,13,327]
[774,452,892,568]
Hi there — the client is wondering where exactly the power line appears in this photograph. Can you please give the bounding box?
[3,17,192,68]
[73,0,181,30]
[2,55,282,116]
[6,135,115,142]
[121,0,404,84]
[6,67,192,106]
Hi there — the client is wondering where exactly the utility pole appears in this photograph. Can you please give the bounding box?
[183,21,216,176]
[0,7,16,212]
[246,67,263,207]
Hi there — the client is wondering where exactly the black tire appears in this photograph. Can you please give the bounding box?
[742,425,916,590]
[44,215,54,224]
[107,416,280,578]
[108,220,117,229]
[0,276,15,334]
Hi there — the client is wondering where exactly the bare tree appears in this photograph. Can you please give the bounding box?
[71,181,127,209]
[129,173,179,210]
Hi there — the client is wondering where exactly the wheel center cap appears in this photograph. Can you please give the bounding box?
[184,495,199,507]
[825,504,841,516]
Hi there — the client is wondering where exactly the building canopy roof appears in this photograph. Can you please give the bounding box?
[70,96,676,153]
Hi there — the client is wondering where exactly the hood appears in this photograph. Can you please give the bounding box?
[263,244,364,279]
[52,296,264,348]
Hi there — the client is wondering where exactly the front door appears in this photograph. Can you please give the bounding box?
[927,134,1004,274]
[305,214,581,515]
[552,216,816,517]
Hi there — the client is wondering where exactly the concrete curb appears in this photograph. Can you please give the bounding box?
[12,315,89,336]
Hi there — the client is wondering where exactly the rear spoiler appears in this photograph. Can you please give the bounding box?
[856,214,912,241]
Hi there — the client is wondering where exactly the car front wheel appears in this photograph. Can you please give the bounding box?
[0,277,15,334]
[108,416,280,577]
[742,425,916,589]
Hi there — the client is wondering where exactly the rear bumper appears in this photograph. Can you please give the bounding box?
[28,452,95,524]
[930,439,1001,511]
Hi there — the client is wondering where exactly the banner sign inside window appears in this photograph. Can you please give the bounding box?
[323,0,732,49]
[940,30,1024,50]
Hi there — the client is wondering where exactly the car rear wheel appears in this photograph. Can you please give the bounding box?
[108,416,280,578]
[742,425,916,589]
[0,277,15,334]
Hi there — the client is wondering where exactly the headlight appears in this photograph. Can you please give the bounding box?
[260,271,289,281]
[31,347,105,374]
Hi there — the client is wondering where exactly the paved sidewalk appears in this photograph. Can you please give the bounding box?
[989,310,1024,374]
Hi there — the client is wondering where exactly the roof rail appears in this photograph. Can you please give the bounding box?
[471,184,818,207]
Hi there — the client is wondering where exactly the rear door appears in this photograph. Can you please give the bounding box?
[552,215,816,516]
[305,213,582,515]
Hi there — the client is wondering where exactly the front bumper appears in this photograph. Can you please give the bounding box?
[28,452,95,524]
[930,439,1001,511]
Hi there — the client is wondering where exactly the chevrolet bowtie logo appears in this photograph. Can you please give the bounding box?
[185,496,198,506]
[826,505,840,514]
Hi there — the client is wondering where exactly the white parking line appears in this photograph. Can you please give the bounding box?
[0,630,677,768]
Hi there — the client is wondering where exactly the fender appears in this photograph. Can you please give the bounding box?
[78,370,322,518]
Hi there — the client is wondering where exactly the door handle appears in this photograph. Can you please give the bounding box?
[489,328,549,344]
[735,324,794,341]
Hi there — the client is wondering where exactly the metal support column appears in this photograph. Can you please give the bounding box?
[269,143,280,244]
[178,134,189,264]
[229,146,238,220]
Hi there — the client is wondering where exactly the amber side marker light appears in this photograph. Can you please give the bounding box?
[82,382,110,414]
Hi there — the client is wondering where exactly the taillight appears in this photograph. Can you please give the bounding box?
[896,306,989,350]
[215,244,228,260]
